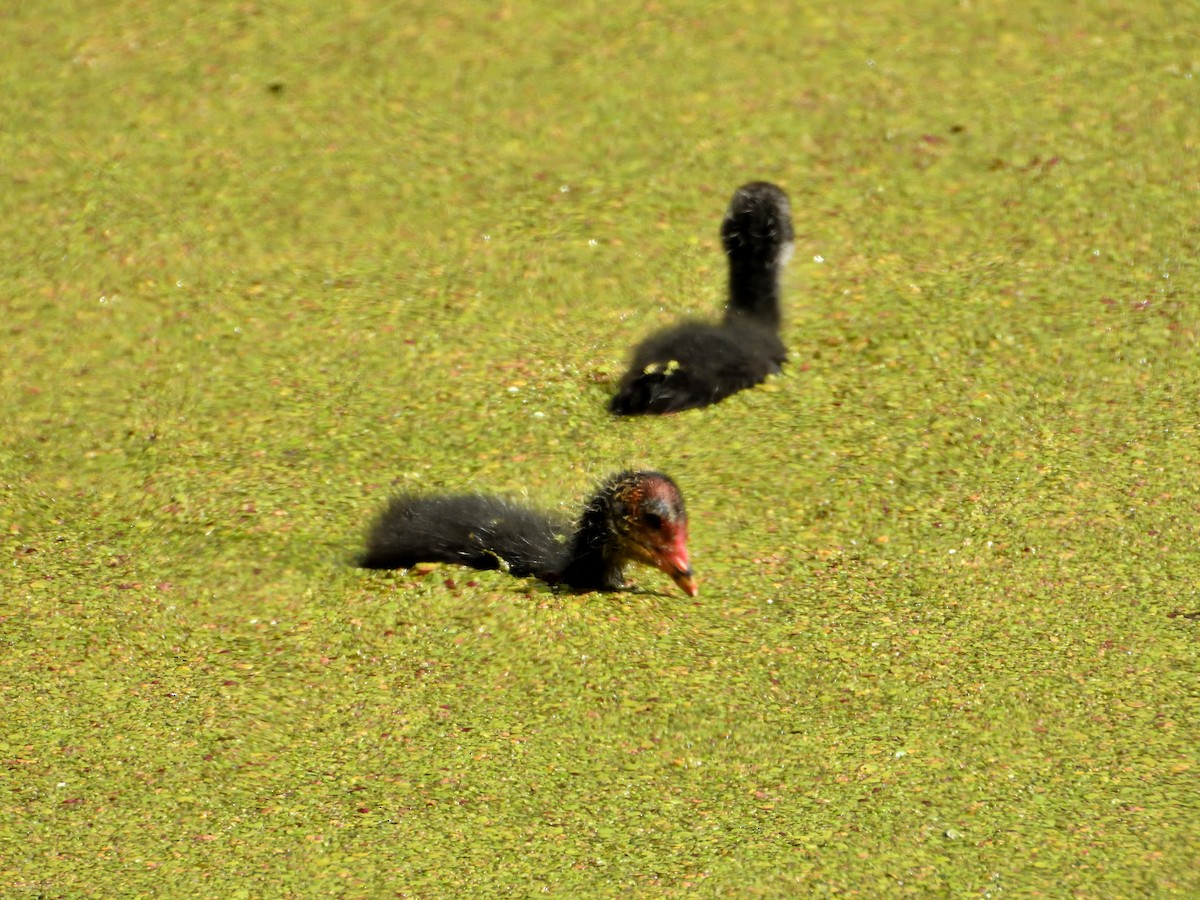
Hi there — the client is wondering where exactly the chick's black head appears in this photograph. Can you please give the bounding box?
[720,181,795,265]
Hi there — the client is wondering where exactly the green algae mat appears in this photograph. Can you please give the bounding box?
[3,0,1198,894]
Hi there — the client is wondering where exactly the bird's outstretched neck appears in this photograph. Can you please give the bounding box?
[721,181,794,328]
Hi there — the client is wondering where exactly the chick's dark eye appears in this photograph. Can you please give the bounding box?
[642,512,663,530]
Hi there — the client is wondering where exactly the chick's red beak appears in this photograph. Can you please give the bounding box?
[659,539,698,597]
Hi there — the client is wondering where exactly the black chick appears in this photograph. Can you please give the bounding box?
[358,470,698,596]
[610,181,794,415]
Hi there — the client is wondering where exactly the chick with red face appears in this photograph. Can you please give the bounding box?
[360,470,698,597]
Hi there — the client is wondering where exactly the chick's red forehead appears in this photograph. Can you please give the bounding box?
[632,474,688,522]
[659,516,688,547]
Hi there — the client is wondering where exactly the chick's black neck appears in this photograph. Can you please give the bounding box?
[725,254,786,329]
[555,488,624,591]
[720,181,794,330]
